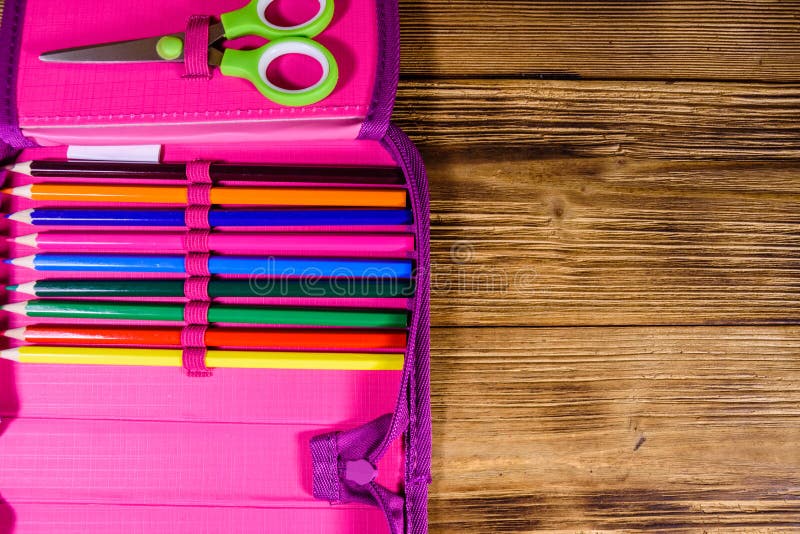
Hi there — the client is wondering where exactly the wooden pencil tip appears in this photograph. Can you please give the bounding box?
[12,233,38,248]
[0,347,21,362]
[3,327,25,341]
[6,161,31,176]
[1,301,27,316]
[8,209,34,224]
[2,185,32,199]
[6,282,35,295]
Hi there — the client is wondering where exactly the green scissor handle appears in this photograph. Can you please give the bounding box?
[219,37,339,107]
[220,0,335,41]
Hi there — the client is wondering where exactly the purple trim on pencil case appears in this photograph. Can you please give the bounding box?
[357,0,400,141]
[307,125,430,533]
[386,124,431,534]
[0,0,37,162]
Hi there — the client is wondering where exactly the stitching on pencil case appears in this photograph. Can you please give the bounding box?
[182,16,212,80]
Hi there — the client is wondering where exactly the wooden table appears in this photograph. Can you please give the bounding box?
[394,1,800,531]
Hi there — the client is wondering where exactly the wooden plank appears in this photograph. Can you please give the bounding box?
[428,155,800,326]
[394,79,800,159]
[400,0,800,81]
[430,325,800,532]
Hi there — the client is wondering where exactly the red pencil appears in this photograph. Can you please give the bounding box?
[4,325,407,352]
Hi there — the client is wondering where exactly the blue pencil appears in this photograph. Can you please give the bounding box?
[7,208,413,227]
[7,254,413,278]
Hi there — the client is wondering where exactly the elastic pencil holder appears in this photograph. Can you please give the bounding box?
[0,0,429,532]
[181,161,213,376]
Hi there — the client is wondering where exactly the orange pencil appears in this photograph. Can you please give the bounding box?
[4,325,408,352]
[3,184,407,208]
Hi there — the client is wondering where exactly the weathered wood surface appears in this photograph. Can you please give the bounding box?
[394,80,800,158]
[400,1,800,81]
[401,1,800,532]
[429,326,800,532]
[428,155,800,327]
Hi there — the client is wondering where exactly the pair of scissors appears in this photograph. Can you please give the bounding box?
[39,0,338,107]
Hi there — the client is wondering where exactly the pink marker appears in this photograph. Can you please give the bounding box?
[12,232,415,258]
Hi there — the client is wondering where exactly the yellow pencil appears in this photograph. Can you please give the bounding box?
[0,346,404,371]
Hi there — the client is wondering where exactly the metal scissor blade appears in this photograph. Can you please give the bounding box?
[40,34,185,63]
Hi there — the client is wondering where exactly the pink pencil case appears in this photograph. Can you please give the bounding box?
[0,0,431,532]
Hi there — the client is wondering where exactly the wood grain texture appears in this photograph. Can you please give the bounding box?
[400,0,800,81]
[394,80,800,158]
[430,326,800,532]
[429,154,800,327]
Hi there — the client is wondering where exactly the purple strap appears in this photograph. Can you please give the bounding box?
[0,0,37,162]
[310,414,405,534]
[182,15,212,80]
[309,125,431,534]
[385,125,432,534]
[357,0,399,141]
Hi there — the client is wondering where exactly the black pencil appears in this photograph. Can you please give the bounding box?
[5,160,405,184]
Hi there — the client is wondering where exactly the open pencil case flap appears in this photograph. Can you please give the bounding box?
[0,0,430,532]
[1,0,399,148]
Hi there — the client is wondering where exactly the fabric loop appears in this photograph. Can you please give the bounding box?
[185,205,211,229]
[184,300,210,325]
[185,252,210,276]
[184,276,210,301]
[182,347,211,377]
[181,324,208,348]
[187,183,212,206]
[182,16,212,79]
[183,229,210,253]
[186,160,213,183]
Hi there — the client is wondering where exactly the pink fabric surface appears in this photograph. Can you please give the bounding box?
[0,417,403,503]
[7,503,392,534]
[16,0,378,145]
[1,140,407,532]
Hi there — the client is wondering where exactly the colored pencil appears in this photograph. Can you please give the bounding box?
[2,300,408,327]
[7,208,413,227]
[3,184,407,207]
[6,279,415,298]
[13,232,414,257]
[7,254,413,277]
[4,325,407,351]
[0,346,404,370]
[6,160,405,185]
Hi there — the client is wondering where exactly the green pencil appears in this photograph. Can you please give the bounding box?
[6,279,415,298]
[2,300,408,328]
